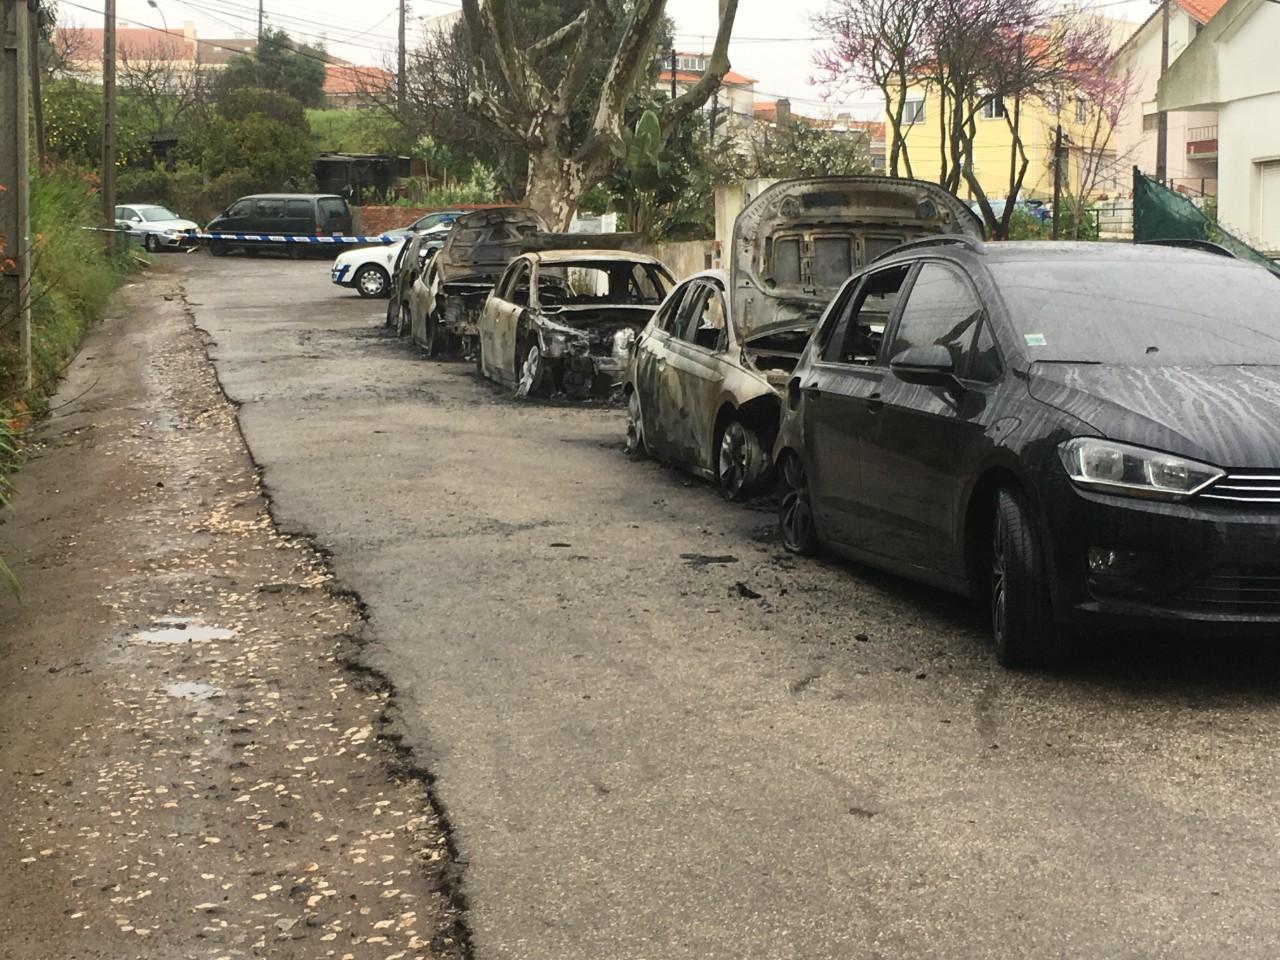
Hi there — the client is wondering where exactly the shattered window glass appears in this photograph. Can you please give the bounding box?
[825,265,911,366]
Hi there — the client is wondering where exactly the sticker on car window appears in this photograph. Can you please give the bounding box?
[1024,333,1047,346]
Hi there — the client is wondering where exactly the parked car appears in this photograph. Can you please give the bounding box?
[380,209,464,241]
[475,249,673,398]
[774,238,1280,667]
[388,232,441,336]
[331,238,406,298]
[624,176,983,498]
[971,197,1050,224]
[205,194,353,258]
[114,204,199,252]
[410,207,548,356]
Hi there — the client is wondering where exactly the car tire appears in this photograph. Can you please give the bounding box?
[515,337,549,399]
[287,244,305,260]
[354,264,389,298]
[397,304,411,338]
[991,486,1069,668]
[716,417,766,500]
[209,240,228,257]
[144,233,160,253]
[778,452,818,555]
[424,313,448,357]
[474,336,485,374]
[624,389,646,456]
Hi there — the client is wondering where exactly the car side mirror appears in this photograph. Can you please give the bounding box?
[890,344,960,387]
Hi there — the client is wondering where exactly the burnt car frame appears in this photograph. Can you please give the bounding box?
[774,238,1280,667]
[476,249,674,399]
[386,232,440,335]
[410,207,548,357]
[624,176,982,498]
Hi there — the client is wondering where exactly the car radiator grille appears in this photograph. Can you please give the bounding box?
[1176,564,1280,613]
[1199,471,1280,504]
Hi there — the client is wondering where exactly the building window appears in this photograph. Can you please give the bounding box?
[1143,112,1159,132]
[904,98,925,124]
[1075,95,1087,123]
[981,95,1006,120]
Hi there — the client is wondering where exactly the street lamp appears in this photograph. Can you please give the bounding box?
[147,0,170,36]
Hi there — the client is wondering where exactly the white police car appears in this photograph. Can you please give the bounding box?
[331,238,406,298]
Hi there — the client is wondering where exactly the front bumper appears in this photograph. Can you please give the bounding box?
[331,264,353,286]
[1043,477,1280,634]
[161,231,199,248]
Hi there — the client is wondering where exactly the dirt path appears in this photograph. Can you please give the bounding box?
[0,266,463,960]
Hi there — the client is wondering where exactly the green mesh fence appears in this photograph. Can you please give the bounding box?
[1133,167,1280,278]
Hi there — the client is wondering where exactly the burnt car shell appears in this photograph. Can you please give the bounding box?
[425,207,549,349]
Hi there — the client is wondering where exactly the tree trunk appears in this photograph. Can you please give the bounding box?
[523,147,590,231]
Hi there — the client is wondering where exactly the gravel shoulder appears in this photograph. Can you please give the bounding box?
[0,265,463,960]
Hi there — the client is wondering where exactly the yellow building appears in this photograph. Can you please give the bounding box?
[888,85,1113,202]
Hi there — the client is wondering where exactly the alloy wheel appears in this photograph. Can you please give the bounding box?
[516,343,542,398]
[624,390,645,455]
[991,507,1009,648]
[357,267,386,297]
[779,456,815,554]
[144,233,159,253]
[718,421,751,498]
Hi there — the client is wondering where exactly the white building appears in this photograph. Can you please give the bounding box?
[1110,0,1224,198]
[1160,0,1280,251]
[656,52,756,130]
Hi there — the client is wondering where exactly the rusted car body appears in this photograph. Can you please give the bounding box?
[476,249,674,399]
[387,231,439,335]
[410,207,548,356]
[624,176,984,497]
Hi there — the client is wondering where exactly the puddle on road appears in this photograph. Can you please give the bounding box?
[164,681,223,700]
[133,618,236,645]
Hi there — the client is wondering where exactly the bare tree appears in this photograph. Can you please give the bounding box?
[456,0,740,229]
[1060,67,1136,239]
[117,45,213,135]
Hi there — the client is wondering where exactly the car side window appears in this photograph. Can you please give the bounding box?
[887,262,983,370]
[680,283,727,352]
[506,262,531,307]
[255,199,285,219]
[286,199,311,218]
[227,200,252,218]
[822,264,911,365]
[655,283,692,336]
[967,318,1002,383]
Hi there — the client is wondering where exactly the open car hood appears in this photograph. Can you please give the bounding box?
[730,177,983,337]
[435,207,549,284]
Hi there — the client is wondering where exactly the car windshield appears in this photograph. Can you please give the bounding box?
[990,258,1280,364]
[412,213,456,231]
[536,260,671,306]
[141,207,179,222]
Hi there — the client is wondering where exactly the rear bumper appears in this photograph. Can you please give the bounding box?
[1043,477,1280,635]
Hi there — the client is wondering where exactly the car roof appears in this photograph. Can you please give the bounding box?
[526,249,665,267]
[240,194,344,201]
[879,238,1261,271]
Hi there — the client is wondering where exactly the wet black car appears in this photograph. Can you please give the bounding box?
[774,238,1280,667]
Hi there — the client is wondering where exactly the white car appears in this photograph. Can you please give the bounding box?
[114,204,199,252]
[331,238,406,298]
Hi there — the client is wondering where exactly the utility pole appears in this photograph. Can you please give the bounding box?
[1154,0,1170,181]
[102,0,116,252]
[1052,123,1064,240]
[1,0,33,388]
[669,48,677,101]
[257,0,263,38]
[28,0,44,164]
[396,0,405,108]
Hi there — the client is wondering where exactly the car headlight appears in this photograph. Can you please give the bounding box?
[164,229,179,236]
[1057,437,1223,501]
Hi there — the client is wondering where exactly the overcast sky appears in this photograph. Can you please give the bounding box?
[80,0,1159,120]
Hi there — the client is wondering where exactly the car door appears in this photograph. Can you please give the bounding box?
[317,197,351,236]
[253,197,285,236]
[658,280,733,471]
[284,198,312,236]
[853,260,996,574]
[217,198,253,234]
[116,205,143,240]
[802,264,913,547]
[481,260,530,383]
[632,281,693,462]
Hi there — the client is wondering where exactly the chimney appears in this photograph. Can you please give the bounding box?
[776,98,792,129]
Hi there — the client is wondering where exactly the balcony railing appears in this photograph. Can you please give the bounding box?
[1186,124,1219,159]
[1188,125,1218,141]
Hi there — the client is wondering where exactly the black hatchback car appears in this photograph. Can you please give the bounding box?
[774,238,1280,667]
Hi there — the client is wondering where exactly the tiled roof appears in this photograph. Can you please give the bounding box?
[1177,0,1227,23]
[658,68,755,87]
[325,64,392,95]
[58,26,194,62]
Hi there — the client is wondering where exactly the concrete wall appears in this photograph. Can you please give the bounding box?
[1218,95,1280,248]
[641,241,715,280]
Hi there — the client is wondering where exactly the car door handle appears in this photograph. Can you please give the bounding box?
[864,392,884,412]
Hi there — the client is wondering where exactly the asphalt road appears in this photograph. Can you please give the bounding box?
[184,252,1280,959]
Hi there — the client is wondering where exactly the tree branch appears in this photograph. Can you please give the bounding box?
[659,0,740,133]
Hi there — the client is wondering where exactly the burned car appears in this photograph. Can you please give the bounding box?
[624,176,983,498]
[476,248,674,399]
[409,207,547,356]
[388,231,442,335]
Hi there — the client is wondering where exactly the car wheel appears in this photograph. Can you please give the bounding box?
[717,418,765,500]
[474,336,484,374]
[287,245,304,260]
[624,389,646,456]
[515,338,548,399]
[397,304,411,338]
[354,264,389,298]
[778,453,818,555]
[209,240,228,257]
[144,233,159,253]
[424,313,448,357]
[990,486,1068,668]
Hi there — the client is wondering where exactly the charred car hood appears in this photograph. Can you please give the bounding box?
[1028,363,1280,468]
[435,207,548,283]
[730,177,983,337]
[545,305,654,330]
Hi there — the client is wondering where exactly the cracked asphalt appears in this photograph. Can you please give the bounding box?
[181,253,1280,959]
